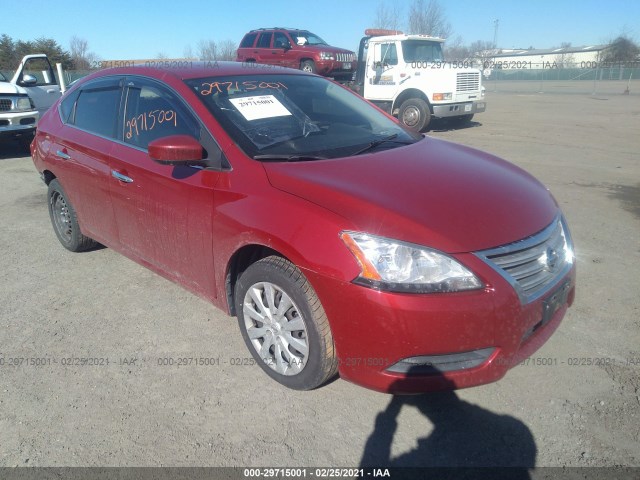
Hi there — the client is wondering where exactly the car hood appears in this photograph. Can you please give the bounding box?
[0,82,27,95]
[301,45,354,55]
[262,137,558,253]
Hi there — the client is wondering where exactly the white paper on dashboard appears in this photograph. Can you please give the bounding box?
[229,95,292,121]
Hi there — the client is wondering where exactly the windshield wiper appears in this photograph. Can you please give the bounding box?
[350,134,414,156]
[253,154,327,162]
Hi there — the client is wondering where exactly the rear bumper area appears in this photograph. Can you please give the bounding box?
[305,255,575,394]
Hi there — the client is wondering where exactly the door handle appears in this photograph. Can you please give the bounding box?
[47,89,57,94]
[55,150,70,160]
[111,170,133,183]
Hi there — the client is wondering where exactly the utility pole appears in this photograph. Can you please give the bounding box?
[493,19,499,48]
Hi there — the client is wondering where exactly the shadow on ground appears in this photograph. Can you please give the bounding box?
[359,373,536,478]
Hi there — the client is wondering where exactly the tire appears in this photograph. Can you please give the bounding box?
[235,256,337,390]
[398,98,431,132]
[300,60,316,74]
[47,179,97,252]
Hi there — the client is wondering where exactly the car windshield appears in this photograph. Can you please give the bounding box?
[401,40,445,63]
[290,31,328,46]
[186,74,421,160]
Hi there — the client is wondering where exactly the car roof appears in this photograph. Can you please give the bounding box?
[74,61,310,84]
[247,28,306,33]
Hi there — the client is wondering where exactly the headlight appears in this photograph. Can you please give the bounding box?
[15,97,34,111]
[341,232,483,293]
[319,52,335,60]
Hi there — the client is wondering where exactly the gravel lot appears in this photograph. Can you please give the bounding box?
[0,87,639,471]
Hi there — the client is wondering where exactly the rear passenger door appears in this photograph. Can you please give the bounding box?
[50,76,122,245]
[108,77,220,297]
[254,32,274,64]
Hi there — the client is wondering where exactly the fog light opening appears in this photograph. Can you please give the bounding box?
[386,347,495,374]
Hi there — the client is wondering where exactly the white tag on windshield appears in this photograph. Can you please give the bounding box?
[229,95,292,121]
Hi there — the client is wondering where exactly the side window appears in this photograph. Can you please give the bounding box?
[123,82,200,150]
[273,32,290,49]
[19,57,57,86]
[240,33,258,48]
[381,43,398,66]
[59,89,81,124]
[73,82,121,138]
[256,33,273,48]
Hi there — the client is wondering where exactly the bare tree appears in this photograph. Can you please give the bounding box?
[602,35,640,64]
[444,35,470,61]
[373,2,402,31]
[197,40,218,61]
[217,39,237,61]
[468,40,497,68]
[70,36,94,69]
[553,42,576,68]
[407,0,452,38]
[183,45,195,59]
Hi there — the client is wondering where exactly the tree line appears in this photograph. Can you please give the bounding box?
[0,34,239,71]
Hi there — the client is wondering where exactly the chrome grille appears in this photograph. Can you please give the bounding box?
[336,53,355,62]
[0,99,12,111]
[475,216,574,303]
[456,72,480,92]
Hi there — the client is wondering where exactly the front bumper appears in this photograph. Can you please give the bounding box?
[432,100,486,118]
[315,59,357,78]
[305,252,575,394]
[0,110,39,139]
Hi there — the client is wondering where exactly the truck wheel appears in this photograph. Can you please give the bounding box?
[398,98,431,132]
[235,256,338,390]
[47,179,97,252]
[301,60,316,74]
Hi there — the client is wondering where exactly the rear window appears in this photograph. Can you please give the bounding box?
[240,33,258,48]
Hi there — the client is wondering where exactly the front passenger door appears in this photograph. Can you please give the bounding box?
[109,77,219,297]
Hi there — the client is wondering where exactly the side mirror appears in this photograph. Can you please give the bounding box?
[283,43,291,51]
[21,74,38,86]
[148,135,204,165]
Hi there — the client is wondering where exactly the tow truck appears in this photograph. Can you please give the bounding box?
[350,29,486,131]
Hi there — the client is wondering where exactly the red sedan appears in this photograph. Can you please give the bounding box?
[31,63,575,393]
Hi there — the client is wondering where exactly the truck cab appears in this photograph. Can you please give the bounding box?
[1,54,62,147]
[353,29,486,131]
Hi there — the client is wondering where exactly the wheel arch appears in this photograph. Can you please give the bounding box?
[42,169,56,185]
[392,88,431,115]
[225,243,293,316]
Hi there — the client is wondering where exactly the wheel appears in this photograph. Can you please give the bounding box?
[235,256,337,390]
[398,98,431,132]
[47,179,97,252]
[300,60,316,74]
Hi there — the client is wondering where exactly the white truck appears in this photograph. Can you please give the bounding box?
[0,54,62,146]
[351,29,486,131]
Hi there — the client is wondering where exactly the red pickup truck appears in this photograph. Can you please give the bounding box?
[236,28,356,81]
